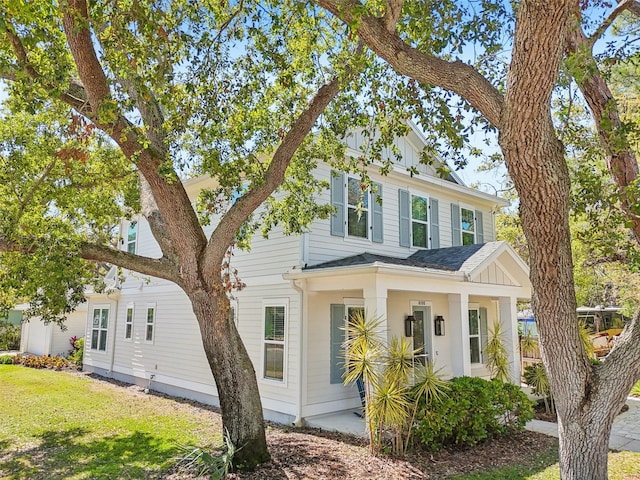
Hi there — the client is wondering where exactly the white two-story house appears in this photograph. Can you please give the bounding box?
[82,123,531,424]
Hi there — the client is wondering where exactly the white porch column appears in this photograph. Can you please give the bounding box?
[448,293,470,376]
[499,296,520,383]
[363,278,389,344]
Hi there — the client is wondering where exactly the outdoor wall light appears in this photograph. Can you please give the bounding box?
[434,315,445,336]
[404,315,415,337]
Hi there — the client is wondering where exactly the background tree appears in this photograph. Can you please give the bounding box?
[313,0,640,478]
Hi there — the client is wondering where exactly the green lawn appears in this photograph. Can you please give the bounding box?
[0,365,222,479]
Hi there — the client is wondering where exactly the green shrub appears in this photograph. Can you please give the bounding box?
[0,320,21,350]
[67,337,84,367]
[413,376,534,451]
[0,354,14,364]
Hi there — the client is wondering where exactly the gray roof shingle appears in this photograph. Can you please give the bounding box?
[304,243,487,272]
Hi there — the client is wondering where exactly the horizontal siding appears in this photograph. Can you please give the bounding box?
[100,281,301,408]
[306,163,495,266]
[50,310,87,356]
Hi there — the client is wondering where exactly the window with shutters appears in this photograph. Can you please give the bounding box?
[399,189,439,249]
[90,306,109,351]
[452,204,484,246]
[330,172,383,243]
[461,208,475,245]
[263,301,287,382]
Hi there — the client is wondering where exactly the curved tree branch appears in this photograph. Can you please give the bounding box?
[566,25,640,244]
[200,74,347,279]
[60,0,208,288]
[314,0,504,127]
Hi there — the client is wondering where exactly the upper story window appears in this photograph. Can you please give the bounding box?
[347,177,369,238]
[91,307,109,351]
[451,204,484,246]
[399,190,440,249]
[127,221,138,254]
[461,208,475,245]
[411,195,429,248]
[331,172,383,243]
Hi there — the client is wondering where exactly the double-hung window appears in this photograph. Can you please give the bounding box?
[411,194,429,248]
[399,190,439,248]
[347,177,369,238]
[469,307,488,364]
[145,304,156,343]
[451,205,484,246]
[91,307,109,351]
[263,303,286,382]
[127,221,138,253]
[330,172,383,243]
[124,304,134,340]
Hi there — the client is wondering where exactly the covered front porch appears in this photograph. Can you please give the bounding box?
[284,242,532,420]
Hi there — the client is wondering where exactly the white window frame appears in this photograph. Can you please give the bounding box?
[90,305,109,352]
[261,299,288,385]
[145,303,156,344]
[460,205,476,246]
[410,193,430,248]
[346,176,371,240]
[468,303,482,364]
[124,303,134,341]
[126,220,138,254]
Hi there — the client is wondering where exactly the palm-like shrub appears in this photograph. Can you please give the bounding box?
[523,362,554,415]
[485,321,510,382]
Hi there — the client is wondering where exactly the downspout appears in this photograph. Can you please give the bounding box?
[107,277,121,375]
[291,278,306,427]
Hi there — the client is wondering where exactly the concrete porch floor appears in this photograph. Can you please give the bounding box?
[304,408,367,437]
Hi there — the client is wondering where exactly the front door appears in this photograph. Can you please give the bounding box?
[412,306,432,365]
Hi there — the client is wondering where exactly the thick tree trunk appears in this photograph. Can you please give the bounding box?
[188,284,269,470]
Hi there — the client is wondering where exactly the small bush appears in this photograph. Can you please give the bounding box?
[0,320,21,350]
[414,376,534,451]
[67,337,84,367]
[0,354,14,364]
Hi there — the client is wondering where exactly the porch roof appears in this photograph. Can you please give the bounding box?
[304,242,492,274]
[284,241,531,295]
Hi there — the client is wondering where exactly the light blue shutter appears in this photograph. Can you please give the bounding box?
[451,204,461,246]
[429,197,440,249]
[399,189,410,247]
[479,307,488,363]
[330,172,345,237]
[372,182,383,243]
[475,210,484,244]
[330,304,346,384]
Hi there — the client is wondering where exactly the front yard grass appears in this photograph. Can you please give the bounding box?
[0,365,222,479]
[2,364,640,479]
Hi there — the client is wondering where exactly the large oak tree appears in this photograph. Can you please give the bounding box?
[313,0,640,478]
[0,0,377,468]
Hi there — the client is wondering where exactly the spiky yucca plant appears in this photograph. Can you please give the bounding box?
[486,321,511,382]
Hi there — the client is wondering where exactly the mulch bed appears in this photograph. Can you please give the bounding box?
[67,371,558,479]
[227,428,554,480]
